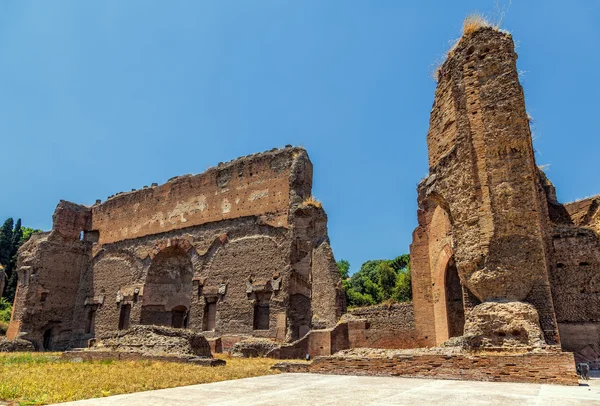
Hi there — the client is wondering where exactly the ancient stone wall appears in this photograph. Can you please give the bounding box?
[539,185,600,364]
[279,351,578,386]
[410,27,559,348]
[7,202,91,350]
[8,147,345,350]
[90,149,298,245]
[342,303,423,349]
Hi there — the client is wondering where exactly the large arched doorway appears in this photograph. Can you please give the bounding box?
[140,246,193,328]
[444,257,465,339]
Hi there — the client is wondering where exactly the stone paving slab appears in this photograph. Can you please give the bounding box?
[58,373,600,405]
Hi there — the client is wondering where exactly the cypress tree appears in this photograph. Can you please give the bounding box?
[11,219,22,257]
[0,218,14,267]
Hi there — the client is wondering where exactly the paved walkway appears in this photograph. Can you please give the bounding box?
[60,373,600,405]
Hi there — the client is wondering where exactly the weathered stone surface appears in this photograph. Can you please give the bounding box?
[340,303,424,349]
[90,325,212,357]
[0,335,35,352]
[7,147,345,351]
[62,350,226,366]
[277,349,579,386]
[462,302,545,348]
[230,337,279,357]
[410,27,559,347]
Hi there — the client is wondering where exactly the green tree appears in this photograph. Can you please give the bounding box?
[345,288,376,307]
[340,254,412,307]
[377,263,397,300]
[336,259,350,280]
[0,218,14,266]
[392,264,412,302]
[389,254,410,272]
[20,227,42,244]
[11,219,22,257]
[0,218,41,302]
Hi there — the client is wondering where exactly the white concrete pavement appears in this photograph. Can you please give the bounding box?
[58,373,600,405]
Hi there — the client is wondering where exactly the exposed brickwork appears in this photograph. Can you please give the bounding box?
[279,351,578,386]
[343,303,423,349]
[410,27,559,348]
[539,180,600,364]
[90,150,296,245]
[62,351,225,366]
[7,147,346,350]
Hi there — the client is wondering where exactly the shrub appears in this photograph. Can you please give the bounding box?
[0,297,12,324]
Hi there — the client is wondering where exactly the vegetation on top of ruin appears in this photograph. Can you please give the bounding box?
[0,352,279,404]
[433,7,511,82]
[462,14,493,36]
[301,195,322,209]
[337,254,411,308]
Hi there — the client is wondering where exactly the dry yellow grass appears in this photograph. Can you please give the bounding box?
[462,14,491,35]
[0,352,279,405]
[302,196,322,208]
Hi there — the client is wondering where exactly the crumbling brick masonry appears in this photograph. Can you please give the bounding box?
[7,147,346,350]
[409,27,600,365]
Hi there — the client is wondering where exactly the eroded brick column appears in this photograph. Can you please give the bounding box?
[412,27,559,347]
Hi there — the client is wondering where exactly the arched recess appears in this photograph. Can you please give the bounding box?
[141,246,194,328]
[427,202,462,344]
[445,257,465,338]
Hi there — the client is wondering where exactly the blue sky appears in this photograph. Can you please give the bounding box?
[1,1,598,274]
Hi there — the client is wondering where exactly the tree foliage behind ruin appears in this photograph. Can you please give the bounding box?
[0,217,41,302]
[337,254,411,308]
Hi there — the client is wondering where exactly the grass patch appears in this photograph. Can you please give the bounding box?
[302,196,322,208]
[0,352,279,405]
[462,14,491,35]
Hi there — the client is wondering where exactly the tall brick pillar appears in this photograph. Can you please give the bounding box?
[411,27,559,347]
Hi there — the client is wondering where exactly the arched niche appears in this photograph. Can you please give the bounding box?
[140,246,194,328]
[427,203,464,344]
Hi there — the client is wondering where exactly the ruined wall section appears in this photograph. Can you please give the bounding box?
[91,148,303,245]
[539,184,600,362]
[7,201,91,350]
[290,203,346,334]
[411,28,559,347]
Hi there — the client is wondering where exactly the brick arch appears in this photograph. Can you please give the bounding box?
[411,195,460,346]
[432,244,455,344]
[141,246,194,328]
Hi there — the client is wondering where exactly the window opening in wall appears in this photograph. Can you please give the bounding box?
[171,306,188,329]
[43,328,53,351]
[118,304,131,330]
[83,230,100,243]
[40,292,48,304]
[85,306,97,334]
[253,294,271,330]
[445,258,465,338]
[203,301,217,331]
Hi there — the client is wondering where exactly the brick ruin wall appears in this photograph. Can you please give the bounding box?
[7,147,346,350]
[278,351,578,386]
[410,28,560,348]
[268,303,423,359]
[342,303,423,349]
[537,173,600,364]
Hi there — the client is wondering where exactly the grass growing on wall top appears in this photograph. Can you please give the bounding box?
[0,352,280,405]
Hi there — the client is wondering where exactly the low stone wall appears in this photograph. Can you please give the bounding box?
[343,303,422,349]
[274,351,578,386]
[91,325,212,358]
[268,323,349,359]
[0,336,35,352]
[62,350,225,366]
